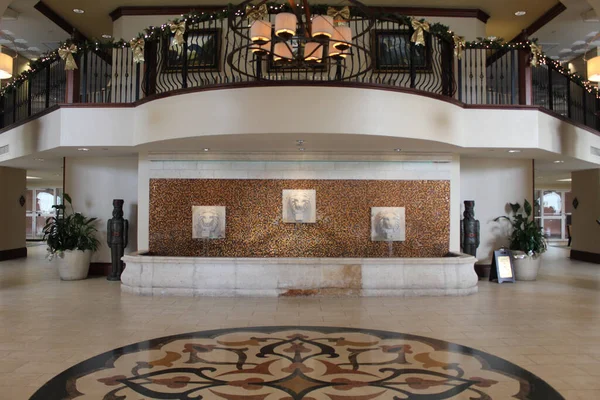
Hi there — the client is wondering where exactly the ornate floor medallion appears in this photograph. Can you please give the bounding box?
[31,326,563,399]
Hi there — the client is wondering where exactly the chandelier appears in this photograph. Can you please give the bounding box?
[229,0,374,80]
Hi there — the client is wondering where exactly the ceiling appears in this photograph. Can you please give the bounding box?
[33,0,559,42]
[0,0,68,60]
[536,0,600,60]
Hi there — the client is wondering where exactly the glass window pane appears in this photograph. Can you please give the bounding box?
[35,216,47,239]
[542,218,562,239]
[26,216,33,239]
[543,191,562,216]
[36,189,55,214]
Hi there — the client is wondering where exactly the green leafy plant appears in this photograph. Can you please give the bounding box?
[494,199,547,257]
[43,193,100,260]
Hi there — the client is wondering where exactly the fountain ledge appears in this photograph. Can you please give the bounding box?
[120,253,478,297]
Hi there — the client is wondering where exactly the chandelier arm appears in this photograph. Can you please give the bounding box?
[302,0,313,38]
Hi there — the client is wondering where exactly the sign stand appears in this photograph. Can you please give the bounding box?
[489,248,516,283]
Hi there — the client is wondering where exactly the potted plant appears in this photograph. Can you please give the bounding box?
[43,194,100,281]
[495,200,547,281]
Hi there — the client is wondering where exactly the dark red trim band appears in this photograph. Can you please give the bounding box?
[110,5,490,23]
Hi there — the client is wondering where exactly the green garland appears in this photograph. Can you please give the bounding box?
[0,3,596,96]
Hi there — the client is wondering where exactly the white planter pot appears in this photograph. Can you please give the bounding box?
[512,252,542,281]
[57,250,92,281]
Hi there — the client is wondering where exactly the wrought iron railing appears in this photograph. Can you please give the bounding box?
[459,48,600,131]
[0,7,598,134]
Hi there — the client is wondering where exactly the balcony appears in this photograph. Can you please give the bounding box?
[0,5,598,135]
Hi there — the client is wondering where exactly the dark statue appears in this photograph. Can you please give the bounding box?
[460,200,480,257]
[107,199,129,281]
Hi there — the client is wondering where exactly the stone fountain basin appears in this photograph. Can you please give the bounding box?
[120,253,478,297]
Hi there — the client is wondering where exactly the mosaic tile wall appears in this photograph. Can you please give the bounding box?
[149,179,450,258]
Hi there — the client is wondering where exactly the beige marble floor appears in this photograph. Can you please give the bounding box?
[0,245,599,399]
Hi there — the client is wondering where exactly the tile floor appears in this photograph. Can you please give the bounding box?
[0,245,599,399]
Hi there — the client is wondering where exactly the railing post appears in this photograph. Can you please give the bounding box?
[0,96,4,129]
[181,30,188,89]
[441,39,453,97]
[64,54,81,103]
[583,89,587,126]
[135,63,141,101]
[457,53,463,102]
[27,77,32,117]
[45,65,50,109]
[12,89,16,123]
[566,76,572,119]
[143,41,157,96]
[547,65,553,111]
[596,96,600,131]
[517,49,532,105]
[409,41,416,89]
[81,51,88,103]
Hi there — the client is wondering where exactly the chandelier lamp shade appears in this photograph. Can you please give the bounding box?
[250,20,272,45]
[588,55,600,82]
[273,42,293,61]
[311,15,334,38]
[304,42,323,62]
[332,26,352,51]
[0,50,13,80]
[275,12,297,39]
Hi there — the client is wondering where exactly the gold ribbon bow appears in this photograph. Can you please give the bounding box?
[246,4,268,21]
[130,38,145,63]
[327,6,350,23]
[530,42,542,67]
[411,19,430,47]
[58,44,78,70]
[170,21,186,47]
[453,35,466,60]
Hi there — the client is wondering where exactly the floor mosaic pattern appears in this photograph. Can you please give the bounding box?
[31,326,562,400]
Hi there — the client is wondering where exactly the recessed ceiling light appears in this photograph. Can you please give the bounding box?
[73,8,84,14]
[296,140,304,145]
[26,176,42,180]
[35,158,44,161]
[508,149,521,153]
[553,160,564,164]
[394,148,402,152]
[102,34,112,39]
[557,178,572,182]
[203,148,210,152]
[77,148,89,152]
[298,147,305,151]
[515,11,526,16]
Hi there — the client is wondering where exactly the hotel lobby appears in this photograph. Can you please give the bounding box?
[0,0,600,398]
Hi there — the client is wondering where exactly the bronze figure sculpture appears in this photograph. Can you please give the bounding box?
[461,200,480,257]
[107,199,128,281]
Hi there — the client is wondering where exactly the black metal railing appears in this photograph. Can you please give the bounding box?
[1,11,598,134]
[459,47,600,131]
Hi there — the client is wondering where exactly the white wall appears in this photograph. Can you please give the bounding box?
[0,167,26,252]
[460,157,534,264]
[571,169,600,255]
[138,157,459,252]
[65,157,139,263]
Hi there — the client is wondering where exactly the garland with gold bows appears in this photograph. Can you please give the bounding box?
[246,4,268,21]
[58,44,78,70]
[169,21,186,47]
[1,3,598,96]
[327,6,350,24]
[410,19,430,46]
[130,38,145,63]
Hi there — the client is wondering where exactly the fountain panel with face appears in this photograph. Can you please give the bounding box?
[192,206,226,239]
[371,207,406,241]
[283,189,316,223]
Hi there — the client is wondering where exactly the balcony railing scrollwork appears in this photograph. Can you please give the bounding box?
[0,1,598,135]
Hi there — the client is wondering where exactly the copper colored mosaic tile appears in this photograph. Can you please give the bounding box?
[149,179,450,258]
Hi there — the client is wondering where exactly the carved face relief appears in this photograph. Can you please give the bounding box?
[371,207,406,242]
[192,206,226,239]
[283,190,316,223]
